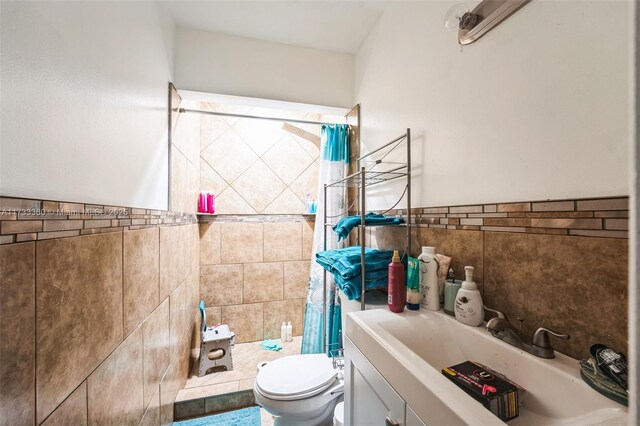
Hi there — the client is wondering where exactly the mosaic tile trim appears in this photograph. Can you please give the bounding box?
[371,196,629,239]
[0,197,197,244]
[198,214,315,223]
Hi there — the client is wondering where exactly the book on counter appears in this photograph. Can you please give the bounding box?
[442,361,520,422]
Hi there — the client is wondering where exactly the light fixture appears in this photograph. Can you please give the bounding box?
[445,0,531,45]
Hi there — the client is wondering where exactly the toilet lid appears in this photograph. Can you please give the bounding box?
[256,354,337,400]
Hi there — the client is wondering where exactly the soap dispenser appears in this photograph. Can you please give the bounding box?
[454,266,484,326]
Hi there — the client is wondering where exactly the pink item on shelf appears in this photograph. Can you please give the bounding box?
[198,193,208,213]
[207,193,215,214]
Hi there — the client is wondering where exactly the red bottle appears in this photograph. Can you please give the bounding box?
[387,250,405,313]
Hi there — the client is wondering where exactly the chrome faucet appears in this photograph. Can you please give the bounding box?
[484,307,569,359]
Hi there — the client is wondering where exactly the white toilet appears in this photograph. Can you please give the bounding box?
[254,290,387,425]
[254,353,344,426]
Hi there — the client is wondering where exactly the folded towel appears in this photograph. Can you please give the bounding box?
[316,246,393,280]
[332,213,403,242]
[316,246,393,300]
[260,339,282,351]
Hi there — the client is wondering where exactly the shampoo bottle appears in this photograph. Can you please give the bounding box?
[454,266,484,326]
[286,321,293,342]
[387,250,405,313]
[418,247,439,311]
[280,322,287,342]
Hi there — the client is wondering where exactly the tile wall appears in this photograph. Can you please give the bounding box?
[199,103,326,214]
[0,197,200,426]
[199,216,315,343]
[367,196,629,360]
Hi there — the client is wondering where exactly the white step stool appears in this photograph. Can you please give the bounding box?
[198,302,235,377]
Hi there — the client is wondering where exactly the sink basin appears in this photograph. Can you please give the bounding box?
[345,309,627,425]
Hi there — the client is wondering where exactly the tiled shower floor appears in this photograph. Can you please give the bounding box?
[174,336,302,420]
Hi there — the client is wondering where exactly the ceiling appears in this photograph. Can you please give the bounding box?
[158,1,387,54]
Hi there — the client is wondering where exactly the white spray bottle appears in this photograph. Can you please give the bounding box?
[454,266,484,326]
[418,247,439,311]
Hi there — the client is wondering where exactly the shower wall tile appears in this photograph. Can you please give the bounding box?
[243,262,283,303]
[170,276,196,358]
[41,382,87,426]
[201,128,258,183]
[87,327,144,426]
[160,353,182,426]
[36,232,123,424]
[200,159,229,197]
[231,160,286,213]
[215,187,258,215]
[142,298,171,409]
[263,299,304,339]
[199,222,221,265]
[220,222,263,263]
[302,219,315,257]
[123,227,160,337]
[0,242,35,426]
[160,225,191,299]
[262,134,314,185]
[264,222,302,261]
[221,303,264,343]
[284,261,311,300]
[262,189,306,214]
[201,264,243,306]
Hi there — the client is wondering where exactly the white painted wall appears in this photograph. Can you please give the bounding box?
[356,1,631,209]
[1,1,173,209]
[174,28,354,108]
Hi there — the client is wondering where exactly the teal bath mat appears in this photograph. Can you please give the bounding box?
[174,406,261,426]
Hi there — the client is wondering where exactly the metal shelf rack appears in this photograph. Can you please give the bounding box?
[322,129,412,353]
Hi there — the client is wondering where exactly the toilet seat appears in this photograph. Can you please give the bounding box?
[255,354,338,401]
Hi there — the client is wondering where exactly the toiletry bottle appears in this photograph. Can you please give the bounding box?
[387,250,405,313]
[286,321,293,342]
[454,266,484,326]
[406,257,421,310]
[280,322,287,342]
[444,268,462,316]
[207,193,215,214]
[418,247,439,311]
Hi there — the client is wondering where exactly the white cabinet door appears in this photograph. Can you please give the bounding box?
[344,337,406,426]
[406,405,427,426]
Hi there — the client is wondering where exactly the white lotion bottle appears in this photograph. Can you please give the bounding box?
[281,322,287,342]
[286,321,293,342]
[454,266,484,326]
[418,247,439,310]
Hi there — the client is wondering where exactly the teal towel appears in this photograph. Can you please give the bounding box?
[332,213,403,242]
[260,339,282,351]
[316,246,393,279]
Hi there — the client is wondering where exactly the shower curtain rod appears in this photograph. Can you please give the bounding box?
[179,108,346,127]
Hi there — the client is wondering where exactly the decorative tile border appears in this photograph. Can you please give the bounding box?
[375,196,628,239]
[0,196,197,244]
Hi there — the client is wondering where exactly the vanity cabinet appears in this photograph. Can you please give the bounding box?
[344,337,427,426]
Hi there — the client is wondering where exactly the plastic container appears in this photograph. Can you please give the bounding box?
[406,257,421,310]
[198,193,208,213]
[454,266,484,326]
[286,321,293,342]
[387,250,405,313]
[206,193,215,214]
[444,278,463,316]
[281,322,287,342]
[418,247,439,311]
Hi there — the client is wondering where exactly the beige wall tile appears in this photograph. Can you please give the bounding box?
[170,277,195,358]
[0,242,35,426]
[220,223,263,263]
[231,161,286,213]
[215,187,258,215]
[262,134,314,185]
[264,222,302,261]
[289,162,320,203]
[123,228,160,337]
[262,189,306,215]
[243,263,283,303]
[36,233,123,423]
[199,222,220,265]
[201,264,243,306]
[87,327,144,426]
[200,160,229,198]
[41,382,87,426]
[302,220,315,259]
[284,261,310,300]
[201,128,258,183]
[264,299,304,339]
[170,147,188,214]
[205,307,222,326]
[222,304,264,343]
[142,299,171,409]
[160,357,181,426]
[139,384,160,426]
[200,113,229,152]
[160,225,191,299]
[233,117,283,156]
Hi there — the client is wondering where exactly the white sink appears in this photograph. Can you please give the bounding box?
[345,309,627,425]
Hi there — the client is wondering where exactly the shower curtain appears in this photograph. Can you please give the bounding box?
[301,124,350,355]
